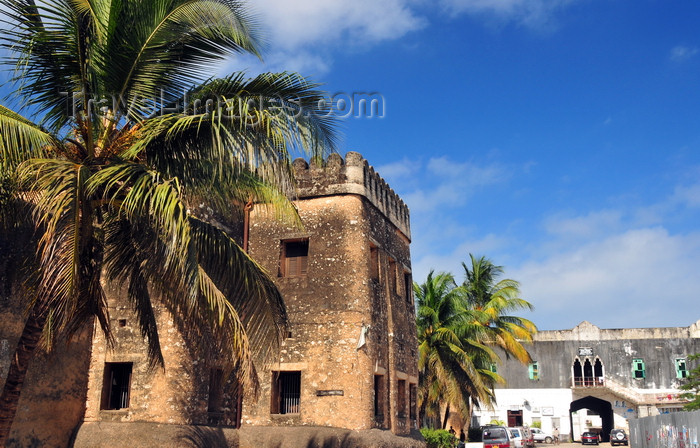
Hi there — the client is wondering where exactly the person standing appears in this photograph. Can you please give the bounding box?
[553,427,560,444]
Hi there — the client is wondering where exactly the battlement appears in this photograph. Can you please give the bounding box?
[292,151,411,239]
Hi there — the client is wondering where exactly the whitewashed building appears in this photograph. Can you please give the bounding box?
[471,320,700,442]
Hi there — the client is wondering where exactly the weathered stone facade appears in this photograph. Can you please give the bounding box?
[0,152,420,447]
[242,152,419,433]
[0,229,93,448]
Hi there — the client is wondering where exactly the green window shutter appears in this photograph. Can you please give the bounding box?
[528,362,539,380]
[676,358,688,379]
[632,359,645,379]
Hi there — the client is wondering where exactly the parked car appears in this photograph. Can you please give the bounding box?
[581,431,600,445]
[530,428,554,444]
[508,427,527,448]
[483,425,515,448]
[610,429,628,446]
[508,427,535,448]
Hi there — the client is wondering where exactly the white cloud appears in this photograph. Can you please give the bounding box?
[375,158,422,181]
[544,210,623,239]
[249,0,425,50]
[402,157,507,213]
[670,45,699,62]
[404,157,700,331]
[512,227,700,330]
[218,0,425,75]
[438,0,579,27]
[672,183,700,208]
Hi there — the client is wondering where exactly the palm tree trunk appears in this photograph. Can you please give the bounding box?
[442,402,451,430]
[0,304,46,447]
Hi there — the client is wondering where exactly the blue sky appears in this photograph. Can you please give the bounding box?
[227,0,700,331]
[4,1,699,332]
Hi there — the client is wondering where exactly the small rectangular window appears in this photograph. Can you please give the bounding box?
[409,383,417,420]
[397,379,406,418]
[632,358,646,379]
[374,375,384,418]
[281,240,308,277]
[490,363,498,374]
[271,371,301,414]
[528,362,539,380]
[208,368,224,413]
[676,358,688,379]
[403,272,412,304]
[101,362,132,410]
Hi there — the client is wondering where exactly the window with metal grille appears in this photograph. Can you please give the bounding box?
[271,371,301,414]
[101,362,132,410]
[528,361,539,380]
[676,358,688,379]
[632,359,645,379]
[281,240,308,277]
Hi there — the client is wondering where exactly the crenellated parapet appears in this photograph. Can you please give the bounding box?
[292,151,411,239]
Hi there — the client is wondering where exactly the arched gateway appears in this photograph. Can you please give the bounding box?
[570,396,614,442]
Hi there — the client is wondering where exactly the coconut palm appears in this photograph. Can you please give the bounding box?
[0,0,337,444]
[460,254,537,363]
[415,271,500,429]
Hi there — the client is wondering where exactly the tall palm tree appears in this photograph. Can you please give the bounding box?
[415,271,500,429]
[0,0,337,444]
[460,254,537,364]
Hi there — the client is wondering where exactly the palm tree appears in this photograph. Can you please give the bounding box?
[415,271,500,429]
[460,254,537,364]
[0,0,337,444]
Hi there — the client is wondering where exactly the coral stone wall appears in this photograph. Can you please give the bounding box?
[0,234,92,448]
[242,152,418,435]
[82,287,240,427]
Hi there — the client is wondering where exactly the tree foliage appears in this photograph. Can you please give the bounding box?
[415,254,537,429]
[0,0,337,443]
[680,354,700,410]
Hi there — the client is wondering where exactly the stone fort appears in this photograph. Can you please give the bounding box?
[0,152,422,447]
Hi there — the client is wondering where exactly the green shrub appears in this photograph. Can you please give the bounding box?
[421,428,457,448]
[531,421,542,429]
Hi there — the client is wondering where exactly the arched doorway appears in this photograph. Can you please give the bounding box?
[569,396,613,442]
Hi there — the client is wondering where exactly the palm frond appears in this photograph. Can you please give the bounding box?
[0,105,57,168]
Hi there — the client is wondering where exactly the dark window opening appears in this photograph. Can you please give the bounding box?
[281,240,308,277]
[101,362,132,410]
[397,379,406,418]
[374,375,384,418]
[409,383,417,420]
[118,319,127,327]
[507,410,523,426]
[573,359,583,386]
[208,368,224,413]
[271,371,301,414]
[404,272,412,304]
